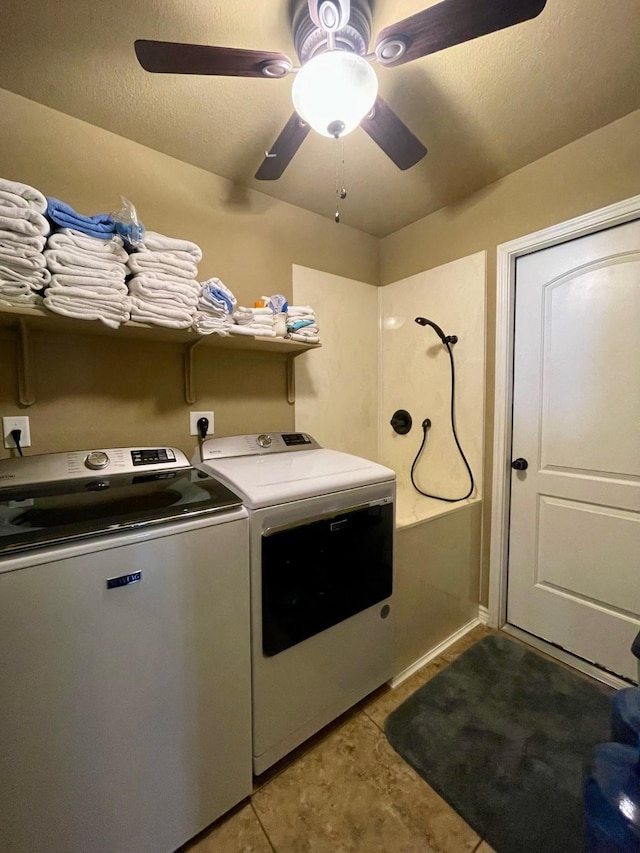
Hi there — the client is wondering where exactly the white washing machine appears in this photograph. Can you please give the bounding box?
[0,447,252,853]
[193,432,396,774]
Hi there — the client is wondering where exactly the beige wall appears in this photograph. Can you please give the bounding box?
[0,89,377,459]
[380,107,640,605]
[379,252,485,526]
[292,265,379,462]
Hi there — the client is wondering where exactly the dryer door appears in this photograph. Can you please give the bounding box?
[261,501,393,656]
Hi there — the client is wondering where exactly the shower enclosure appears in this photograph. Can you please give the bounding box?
[293,253,485,676]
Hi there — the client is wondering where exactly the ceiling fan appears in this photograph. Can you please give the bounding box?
[134,0,547,181]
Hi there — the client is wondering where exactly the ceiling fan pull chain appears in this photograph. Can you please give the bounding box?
[335,137,347,223]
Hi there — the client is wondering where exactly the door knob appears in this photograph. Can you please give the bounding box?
[511,458,528,471]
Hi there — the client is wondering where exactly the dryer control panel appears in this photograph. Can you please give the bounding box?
[200,433,321,461]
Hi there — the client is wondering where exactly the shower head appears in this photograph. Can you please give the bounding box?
[414,317,447,343]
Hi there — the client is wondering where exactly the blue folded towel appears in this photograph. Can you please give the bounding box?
[287,318,316,331]
[202,282,235,314]
[46,197,117,241]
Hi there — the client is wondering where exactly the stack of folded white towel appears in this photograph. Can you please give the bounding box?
[193,278,236,335]
[127,230,201,329]
[230,306,277,337]
[286,305,319,343]
[43,230,130,329]
[0,178,50,308]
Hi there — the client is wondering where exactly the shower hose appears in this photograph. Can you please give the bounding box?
[410,340,475,502]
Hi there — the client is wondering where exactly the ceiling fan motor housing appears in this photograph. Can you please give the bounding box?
[293,0,372,62]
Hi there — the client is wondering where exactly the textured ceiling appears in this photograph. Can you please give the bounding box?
[1,0,640,237]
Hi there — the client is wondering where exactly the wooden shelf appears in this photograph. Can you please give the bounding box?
[0,304,320,354]
[0,304,320,406]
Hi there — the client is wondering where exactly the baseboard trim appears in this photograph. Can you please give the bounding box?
[478,605,489,625]
[389,616,482,688]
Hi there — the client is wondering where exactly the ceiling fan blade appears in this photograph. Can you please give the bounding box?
[374,0,547,67]
[134,40,293,78]
[360,98,427,170]
[255,114,311,180]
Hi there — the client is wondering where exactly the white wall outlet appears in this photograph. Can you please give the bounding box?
[190,411,214,437]
[2,416,32,449]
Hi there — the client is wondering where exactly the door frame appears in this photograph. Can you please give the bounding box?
[488,194,640,665]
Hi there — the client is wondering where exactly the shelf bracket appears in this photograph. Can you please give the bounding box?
[16,319,35,407]
[184,338,203,405]
[287,352,304,406]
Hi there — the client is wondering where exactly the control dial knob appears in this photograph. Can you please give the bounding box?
[257,434,272,448]
[84,450,110,470]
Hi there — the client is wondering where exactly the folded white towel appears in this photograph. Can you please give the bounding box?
[44,292,131,329]
[129,296,196,322]
[289,332,320,343]
[0,290,44,308]
[0,192,42,218]
[199,303,230,320]
[287,305,315,316]
[0,243,46,262]
[47,281,129,299]
[0,212,49,237]
[231,311,255,325]
[128,277,198,308]
[0,281,31,295]
[0,251,46,271]
[44,248,126,278]
[128,273,200,296]
[127,252,198,279]
[192,312,233,336]
[0,230,47,252]
[228,325,277,338]
[232,308,253,319]
[47,229,127,259]
[49,274,128,293]
[0,202,50,224]
[141,230,203,263]
[237,305,273,316]
[0,263,51,288]
[129,303,195,330]
[242,315,273,327]
[0,179,47,214]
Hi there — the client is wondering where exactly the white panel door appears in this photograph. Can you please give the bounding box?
[507,219,640,681]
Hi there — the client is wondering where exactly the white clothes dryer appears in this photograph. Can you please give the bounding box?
[193,432,396,774]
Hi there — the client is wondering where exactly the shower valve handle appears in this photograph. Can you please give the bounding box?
[511,458,528,471]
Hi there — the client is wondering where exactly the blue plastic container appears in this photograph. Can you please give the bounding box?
[584,742,640,852]
[612,688,640,747]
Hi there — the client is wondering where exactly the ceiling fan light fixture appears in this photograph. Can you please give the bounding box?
[291,50,378,138]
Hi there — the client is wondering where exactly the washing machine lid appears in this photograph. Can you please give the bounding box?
[0,447,243,556]
[194,435,395,508]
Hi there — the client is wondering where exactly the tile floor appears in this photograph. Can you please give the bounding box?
[182,624,497,853]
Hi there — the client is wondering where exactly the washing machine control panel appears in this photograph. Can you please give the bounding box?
[130,448,177,466]
[84,450,110,470]
[0,447,190,489]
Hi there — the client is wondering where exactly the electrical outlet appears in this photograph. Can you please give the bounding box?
[189,411,214,437]
[3,416,32,449]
